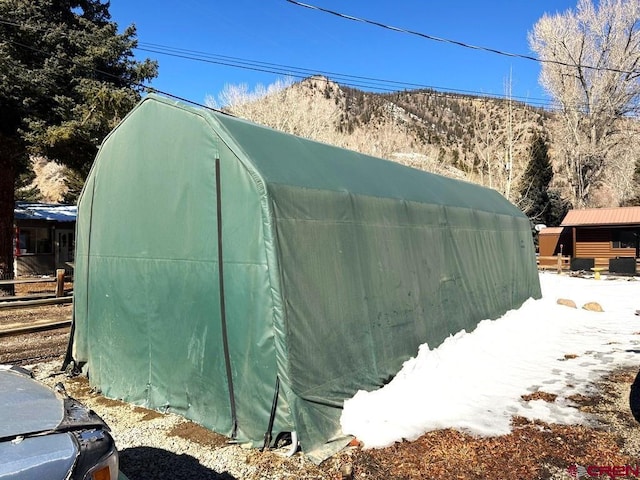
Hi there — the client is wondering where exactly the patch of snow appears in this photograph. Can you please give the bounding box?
[340,272,640,448]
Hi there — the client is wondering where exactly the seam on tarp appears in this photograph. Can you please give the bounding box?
[215,157,238,439]
[81,254,268,269]
[262,181,516,214]
[202,113,296,424]
[274,217,524,231]
[140,96,521,219]
[85,254,220,263]
[265,183,527,222]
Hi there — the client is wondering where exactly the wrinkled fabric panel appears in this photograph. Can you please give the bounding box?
[216,140,292,442]
[74,99,234,436]
[74,98,291,445]
[270,184,539,454]
[86,257,233,431]
[212,111,518,216]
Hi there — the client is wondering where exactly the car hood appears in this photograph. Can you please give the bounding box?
[0,365,118,480]
[0,366,64,439]
[0,433,78,479]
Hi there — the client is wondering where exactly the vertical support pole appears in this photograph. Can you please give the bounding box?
[56,268,65,298]
[14,227,20,256]
[53,226,58,270]
[556,253,562,275]
[215,157,238,439]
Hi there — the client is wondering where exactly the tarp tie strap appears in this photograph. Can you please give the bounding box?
[216,157,238,438]
[262,375,280,451]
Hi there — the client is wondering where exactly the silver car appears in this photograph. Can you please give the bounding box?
[0,365,125,480]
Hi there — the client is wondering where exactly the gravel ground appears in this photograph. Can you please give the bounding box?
[3,306,640,479]
[26,358,640,480]
[29,359,346,480]
[0,303,71,365]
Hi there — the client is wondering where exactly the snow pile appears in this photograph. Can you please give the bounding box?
[340,272,640,448]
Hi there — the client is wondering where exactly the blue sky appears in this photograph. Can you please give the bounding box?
[109,0,578,108]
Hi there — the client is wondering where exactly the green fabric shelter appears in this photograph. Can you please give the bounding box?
[69,94,541,460]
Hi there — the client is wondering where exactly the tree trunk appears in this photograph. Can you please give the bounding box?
[0,139,17,295]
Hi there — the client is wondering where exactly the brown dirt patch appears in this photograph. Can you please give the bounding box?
[94,396,130,409]
[521,391,558,402]
[166,421,230,448]
[132,406,165,421]
[567,393,600,411]
[62,374,93,397]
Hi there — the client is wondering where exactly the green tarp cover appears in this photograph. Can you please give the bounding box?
[70,94,541,460]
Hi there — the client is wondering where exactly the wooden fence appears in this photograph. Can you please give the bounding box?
[0,269,73,309]
[537,254,571,273]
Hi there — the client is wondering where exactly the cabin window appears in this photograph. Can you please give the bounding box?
[611,229,637,249]
[18,227,52,254]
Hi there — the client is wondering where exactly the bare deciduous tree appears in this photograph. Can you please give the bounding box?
[468,84,533,203]
[206,76,549,198]
[206,76,450,173]
[205,76,341,143]
[529,0,640,208]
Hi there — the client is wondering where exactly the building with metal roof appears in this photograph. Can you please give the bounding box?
[561,206,640,227]
[539,206,639,273]
[13,202,76,276]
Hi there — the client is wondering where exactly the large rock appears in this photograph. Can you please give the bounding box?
[557,298,577,309]
[582,302,604,312]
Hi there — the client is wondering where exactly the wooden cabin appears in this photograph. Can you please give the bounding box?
[539,206,640,273]
[14,202,76,276]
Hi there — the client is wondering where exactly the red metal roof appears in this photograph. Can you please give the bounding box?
[560,206,640,226]
[538,227,564,236]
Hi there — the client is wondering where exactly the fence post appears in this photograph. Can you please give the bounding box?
[557,253,562,275]
[56,269,65,298]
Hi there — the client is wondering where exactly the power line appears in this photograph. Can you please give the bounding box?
[140,42,425,90]
[9,35,556,117]
[1,14,558,108]
[4,38,221,114]
[286,0,640,76]
[0,14,582,112]
[0,16,226,113]
[137,43,555,108]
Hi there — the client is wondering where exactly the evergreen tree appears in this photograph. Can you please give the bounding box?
[545,189,570,227]
[14,166,42,202]
[61,167,86,204]
[0,0,157,284]
[518,134,554,223]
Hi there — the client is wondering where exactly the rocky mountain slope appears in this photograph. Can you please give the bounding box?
[26,76,639,212]
[215,76,551,205]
